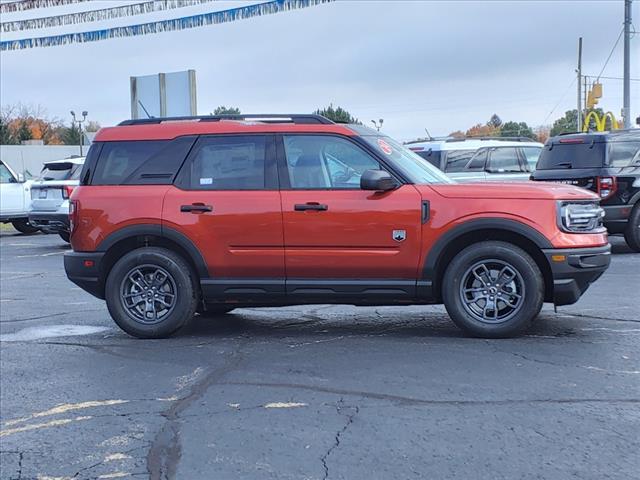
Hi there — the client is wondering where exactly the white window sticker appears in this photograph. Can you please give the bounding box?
[199,177,213,185]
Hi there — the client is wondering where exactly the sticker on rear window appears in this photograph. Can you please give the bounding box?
[377,139,393,155]
[199,177,213,185]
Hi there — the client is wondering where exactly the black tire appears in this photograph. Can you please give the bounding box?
[442,241,544,338]
[198,305,235,317]
[623,204,640,253]
[11,219,39,235]
[105,247,198,339]
[59,231,70,243]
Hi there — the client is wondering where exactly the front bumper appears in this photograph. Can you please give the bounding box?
[29,212,69,233]
[543,244,611,306]
[64,251,105,299]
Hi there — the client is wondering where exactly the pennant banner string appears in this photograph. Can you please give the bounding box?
[2,0,219,33]
[1,0,89,15]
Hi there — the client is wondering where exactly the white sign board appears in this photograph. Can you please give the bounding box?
[130,70,197,119]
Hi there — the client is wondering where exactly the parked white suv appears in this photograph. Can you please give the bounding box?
[407,137,543,182]
[0,160,38,234]
[29,157,84,242]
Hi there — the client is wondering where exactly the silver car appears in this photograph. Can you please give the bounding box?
[407,137,543,182]
[28,157,84,242]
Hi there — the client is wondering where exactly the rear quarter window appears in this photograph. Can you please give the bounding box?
[608,140,640,167]
[91,141,167,185]
[443,150,476,172]
[415,150,442,169]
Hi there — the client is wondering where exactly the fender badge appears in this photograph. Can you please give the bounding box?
[392,230,406,242]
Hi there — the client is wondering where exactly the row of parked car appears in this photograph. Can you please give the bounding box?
[407,130,640,251]
[0,156,84,242]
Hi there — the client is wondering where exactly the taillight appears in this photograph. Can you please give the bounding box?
[69,200,77,233]
[62,185,75,199]
[596,176,617,199]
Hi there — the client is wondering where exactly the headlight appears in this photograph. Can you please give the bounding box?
[558,201,605,233]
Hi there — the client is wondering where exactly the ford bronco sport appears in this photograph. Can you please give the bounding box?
[64,114,611,339]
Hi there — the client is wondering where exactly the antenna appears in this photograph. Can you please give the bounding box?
[138,100,153,119]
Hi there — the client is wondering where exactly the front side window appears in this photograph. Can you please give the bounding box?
[190,135,266,190]
[487,147,523,173]
[0,163,15,183]
[284,135,380,189]
[522,147,542,171]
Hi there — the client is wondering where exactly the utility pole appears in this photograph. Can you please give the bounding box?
[577,37,583,132]
[623,0,632,129]
[70,110,88,156]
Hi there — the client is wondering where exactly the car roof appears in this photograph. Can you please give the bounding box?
[44,157,85,166]
[407,139,543,151]
[95,115,357,142]
[548,129,640,145]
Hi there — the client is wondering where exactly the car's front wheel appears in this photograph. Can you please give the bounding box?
[11,219,39,235]
[623,204,640,253]
[105,247,198,338]
[442,241,544,338]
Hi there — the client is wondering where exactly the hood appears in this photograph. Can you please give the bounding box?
[424,182,599,200]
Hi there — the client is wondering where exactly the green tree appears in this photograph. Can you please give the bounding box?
[550,110,578,136]
[314,104,361,124]
[500,121,535,139]
[0,118,15,144]
[488,113,502,128]
[212,106,241,115]
[59,123,81,145]
[84,120,101,132]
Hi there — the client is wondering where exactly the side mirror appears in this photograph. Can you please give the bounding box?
[360,169,398,191]
[17,173,25,182]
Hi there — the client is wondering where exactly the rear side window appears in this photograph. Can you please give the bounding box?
[522,147,542,171]
[466,150,488,171]
[487,147,523,173]
[39,162,81,181]
[189,135,266,190]
[444,150,476,172]
[537,142,606,170]
[608,141,640,167]
[92,141,166,185]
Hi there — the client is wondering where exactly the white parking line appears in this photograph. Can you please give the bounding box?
[16,251,66,259]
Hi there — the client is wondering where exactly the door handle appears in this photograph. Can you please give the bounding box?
[180,203,213,213]
[294,203,328,211]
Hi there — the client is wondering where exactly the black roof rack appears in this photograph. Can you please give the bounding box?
[118,114,334,126]
[446,136,536,142]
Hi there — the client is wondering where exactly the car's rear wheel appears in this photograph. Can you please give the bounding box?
[105,247,198,338]
[11,219,39,235]
[623,204,640,252]
[59,231,70,243]
[442,241,544,338]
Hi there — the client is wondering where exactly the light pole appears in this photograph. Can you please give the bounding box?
[371,118,384,132]
[70,110,88,156]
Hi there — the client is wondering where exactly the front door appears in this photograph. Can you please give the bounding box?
[162,134,285,298]
[278,134,423,299]
[0,162,24,216]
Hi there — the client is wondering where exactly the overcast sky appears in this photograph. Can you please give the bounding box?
[1,0,638,139]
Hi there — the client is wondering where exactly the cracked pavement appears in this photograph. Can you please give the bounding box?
[1,232,639,479]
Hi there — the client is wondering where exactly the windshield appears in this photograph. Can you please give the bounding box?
[357,132,454,184]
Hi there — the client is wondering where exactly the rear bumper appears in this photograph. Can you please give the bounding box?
[29,212,69,233]
[603,204,633,233]
[543,244,611,306]
[64,251,105,299]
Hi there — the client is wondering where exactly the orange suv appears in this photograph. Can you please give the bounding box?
[64,114,610,339]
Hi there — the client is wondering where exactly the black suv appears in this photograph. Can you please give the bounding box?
[531,130,640,251]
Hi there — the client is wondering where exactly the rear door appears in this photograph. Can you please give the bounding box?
[162,134,285,296]
[277,134,423,299]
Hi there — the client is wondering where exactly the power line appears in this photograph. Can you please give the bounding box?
[543,77,576,124]
[596,27,624,81]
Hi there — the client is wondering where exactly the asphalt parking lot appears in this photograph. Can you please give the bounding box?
[0,229,638,480]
